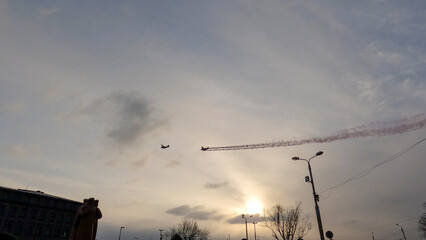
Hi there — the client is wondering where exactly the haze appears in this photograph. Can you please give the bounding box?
[1,1,425,240]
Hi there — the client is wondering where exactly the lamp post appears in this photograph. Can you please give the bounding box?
[292,151,325,240]
[253,222,258,240]
[119,227,125,240]
[242,214,253,240]
[159,229,164,240]
[396,224,407,240]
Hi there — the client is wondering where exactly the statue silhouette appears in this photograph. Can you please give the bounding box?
[69,198,102,240]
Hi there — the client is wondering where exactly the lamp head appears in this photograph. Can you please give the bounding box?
[292,157,299,161]
[316,151,323,156]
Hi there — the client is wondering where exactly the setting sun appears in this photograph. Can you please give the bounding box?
[246,198,264,214]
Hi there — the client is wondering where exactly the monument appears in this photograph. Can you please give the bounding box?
[70,198,102,240]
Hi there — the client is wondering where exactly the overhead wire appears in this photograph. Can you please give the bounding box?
[319,138,426,198]
[337,217,419,239]
[376,226,419,240]
[320,138,424,239]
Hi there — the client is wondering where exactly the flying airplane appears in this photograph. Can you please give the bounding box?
[201,146,209,151]
[161,144,170,149]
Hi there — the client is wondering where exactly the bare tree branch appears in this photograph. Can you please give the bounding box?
[263,202,312,240]
[165,219,210,240]
[420,201,426,239]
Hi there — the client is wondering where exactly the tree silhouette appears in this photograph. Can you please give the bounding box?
[165,219,210,240]
[420,201,426,239]
[263,202,311,240]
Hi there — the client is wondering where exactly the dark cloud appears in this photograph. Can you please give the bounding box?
[186,210,224,221]
[78,91,167,147]
[166,205,192,216]
[204,181,229,189]
[105,92,152,145]
[166,205,224,221]
[226,214,262,224]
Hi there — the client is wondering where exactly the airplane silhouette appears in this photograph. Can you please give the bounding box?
[201,146,209,151]
[161,144,170,149]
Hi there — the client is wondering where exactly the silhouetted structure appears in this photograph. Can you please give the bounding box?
[69,198,102,240]
[171,234,183,240]
[264,202,311,240]
[293,152,325,240]
[241,214,252,240]
[0,232,19,240]
[420,201,426,239]
[0,185,81,240]
[165,219,209,240]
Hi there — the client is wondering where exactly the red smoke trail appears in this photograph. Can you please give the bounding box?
[203,113,426,151]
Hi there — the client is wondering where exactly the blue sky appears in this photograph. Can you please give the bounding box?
[1,1,425,240]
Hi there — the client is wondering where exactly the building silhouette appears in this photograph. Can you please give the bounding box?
[0,185,81,240]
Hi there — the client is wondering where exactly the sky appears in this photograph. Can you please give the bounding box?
[0,0,425,240]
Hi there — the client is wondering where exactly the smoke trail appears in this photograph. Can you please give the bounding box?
[203,113,426,151]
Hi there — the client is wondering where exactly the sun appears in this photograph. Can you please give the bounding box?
[246,198,263,214]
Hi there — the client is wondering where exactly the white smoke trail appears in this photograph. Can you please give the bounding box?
[203,113,426,151]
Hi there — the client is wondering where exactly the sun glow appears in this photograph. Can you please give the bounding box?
[246,198,263,214]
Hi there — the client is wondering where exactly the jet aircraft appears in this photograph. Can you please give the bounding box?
[161,144,170,149]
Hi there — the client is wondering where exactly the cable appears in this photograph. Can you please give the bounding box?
[377,226,419,240]
[337,217,419,238]
[319,138,426,198]
[376,230,401,240]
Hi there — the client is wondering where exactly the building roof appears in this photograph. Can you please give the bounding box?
[0,185,80,204]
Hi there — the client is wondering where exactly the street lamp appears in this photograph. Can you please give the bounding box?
[119,227,125,240]
[396,224,407,240]
[253,222,258,240]
[159,229,164,240]
[292,151,325,240]
[242,214,253,240]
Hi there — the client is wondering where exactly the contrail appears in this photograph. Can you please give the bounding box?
[202,113,426,151]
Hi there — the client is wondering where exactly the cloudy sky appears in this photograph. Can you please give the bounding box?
[1,1,426,240]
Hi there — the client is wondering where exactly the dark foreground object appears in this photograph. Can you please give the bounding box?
[0,232,19,240]
[69,198,102,240]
